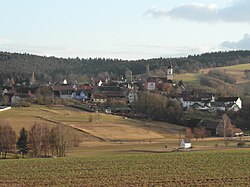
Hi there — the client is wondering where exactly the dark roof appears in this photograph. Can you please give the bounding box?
[191,103,204,108]
[183,97,202,102]
[104,91,125,97]
[197,120,219,129]
[13,93,29,98]
[0,86,12,90]
[94,86,126,97]
[98,86,121,92]
[216,97,240,102]
[16,86,39,94]
[211,102,225,107]
[52,85,94,91]
[185,119,202,127]
[102,82,119,87]
[181,91,192,98]
[52,85,72,91]
[197,93,215,98]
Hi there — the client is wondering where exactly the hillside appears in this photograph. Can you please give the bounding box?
[1,50,250,83]
[0,105,184,144]
[175,63,250,94]
[200,63,250,84]
[175,63,250,84]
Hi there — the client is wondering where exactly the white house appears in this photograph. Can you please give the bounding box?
[147,82,156,91]
[180,139,192,149]
[180,98,204,109]
[216,97,242,110]
[127,90,138,103]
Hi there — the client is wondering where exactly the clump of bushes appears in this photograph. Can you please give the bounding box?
[237,141,246,148]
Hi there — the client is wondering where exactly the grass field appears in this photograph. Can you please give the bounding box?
[218,63,250,71]
[174,73,202,85]
[1,149,250,186]
[206,63,250,83]
[175,63,250,85]
[0,105,184,143]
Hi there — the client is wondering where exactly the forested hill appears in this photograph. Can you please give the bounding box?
[1,50,250,82]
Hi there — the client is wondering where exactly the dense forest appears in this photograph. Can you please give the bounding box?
[1,50,250,83]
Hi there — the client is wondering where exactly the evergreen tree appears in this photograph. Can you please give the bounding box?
[17,127,29,158]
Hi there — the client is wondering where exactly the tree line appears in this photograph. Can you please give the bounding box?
[0,121,81,159]
[133,93,183,124]
[1,50,250,84]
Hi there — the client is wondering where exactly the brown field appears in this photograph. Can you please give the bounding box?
[1,149,250,186]
[0,105,185,149]
[1,104,248,157]
[1,105,250,186]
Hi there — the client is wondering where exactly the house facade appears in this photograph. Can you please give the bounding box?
[215,97,242,111]
[52,84,93,100]
[127,90,138,103]
[91,94,107,103]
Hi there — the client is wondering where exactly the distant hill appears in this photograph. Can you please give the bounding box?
[1,50,250,83]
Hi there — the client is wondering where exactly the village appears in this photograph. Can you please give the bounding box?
[0,64,244,139]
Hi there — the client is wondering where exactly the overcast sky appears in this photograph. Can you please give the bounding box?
[1,0,250,60]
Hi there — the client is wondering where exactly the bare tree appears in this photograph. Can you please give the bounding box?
[217,114,234,138]
[194,127,207,141]
[185,127,194,140]
[29,122,50,157]
[50,125,70,157]
[0,121,16,158]
[50,125,81,157]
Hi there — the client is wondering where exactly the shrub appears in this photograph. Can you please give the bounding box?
[237,142,246,148]
[88,115,94,123]
[224,140,229,147]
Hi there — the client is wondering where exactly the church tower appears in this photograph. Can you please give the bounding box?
[167,63,173,81]
[30,72,36,85]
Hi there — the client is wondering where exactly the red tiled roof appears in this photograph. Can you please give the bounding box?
[92,94,107,99]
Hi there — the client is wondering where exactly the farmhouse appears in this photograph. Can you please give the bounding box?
[146,77,173,91]
[215,97,242,111]
[197,119,219,136]
[178,91,215,111]
[11,93,32,106]
[52,84,93,100]
[91,94,107,104]
[91,86,129,104]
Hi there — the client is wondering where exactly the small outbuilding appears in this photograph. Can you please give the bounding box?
[180,139,192,149]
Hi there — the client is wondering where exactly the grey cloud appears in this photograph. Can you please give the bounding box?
[221,34,250,49]
[144,0,250,23]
